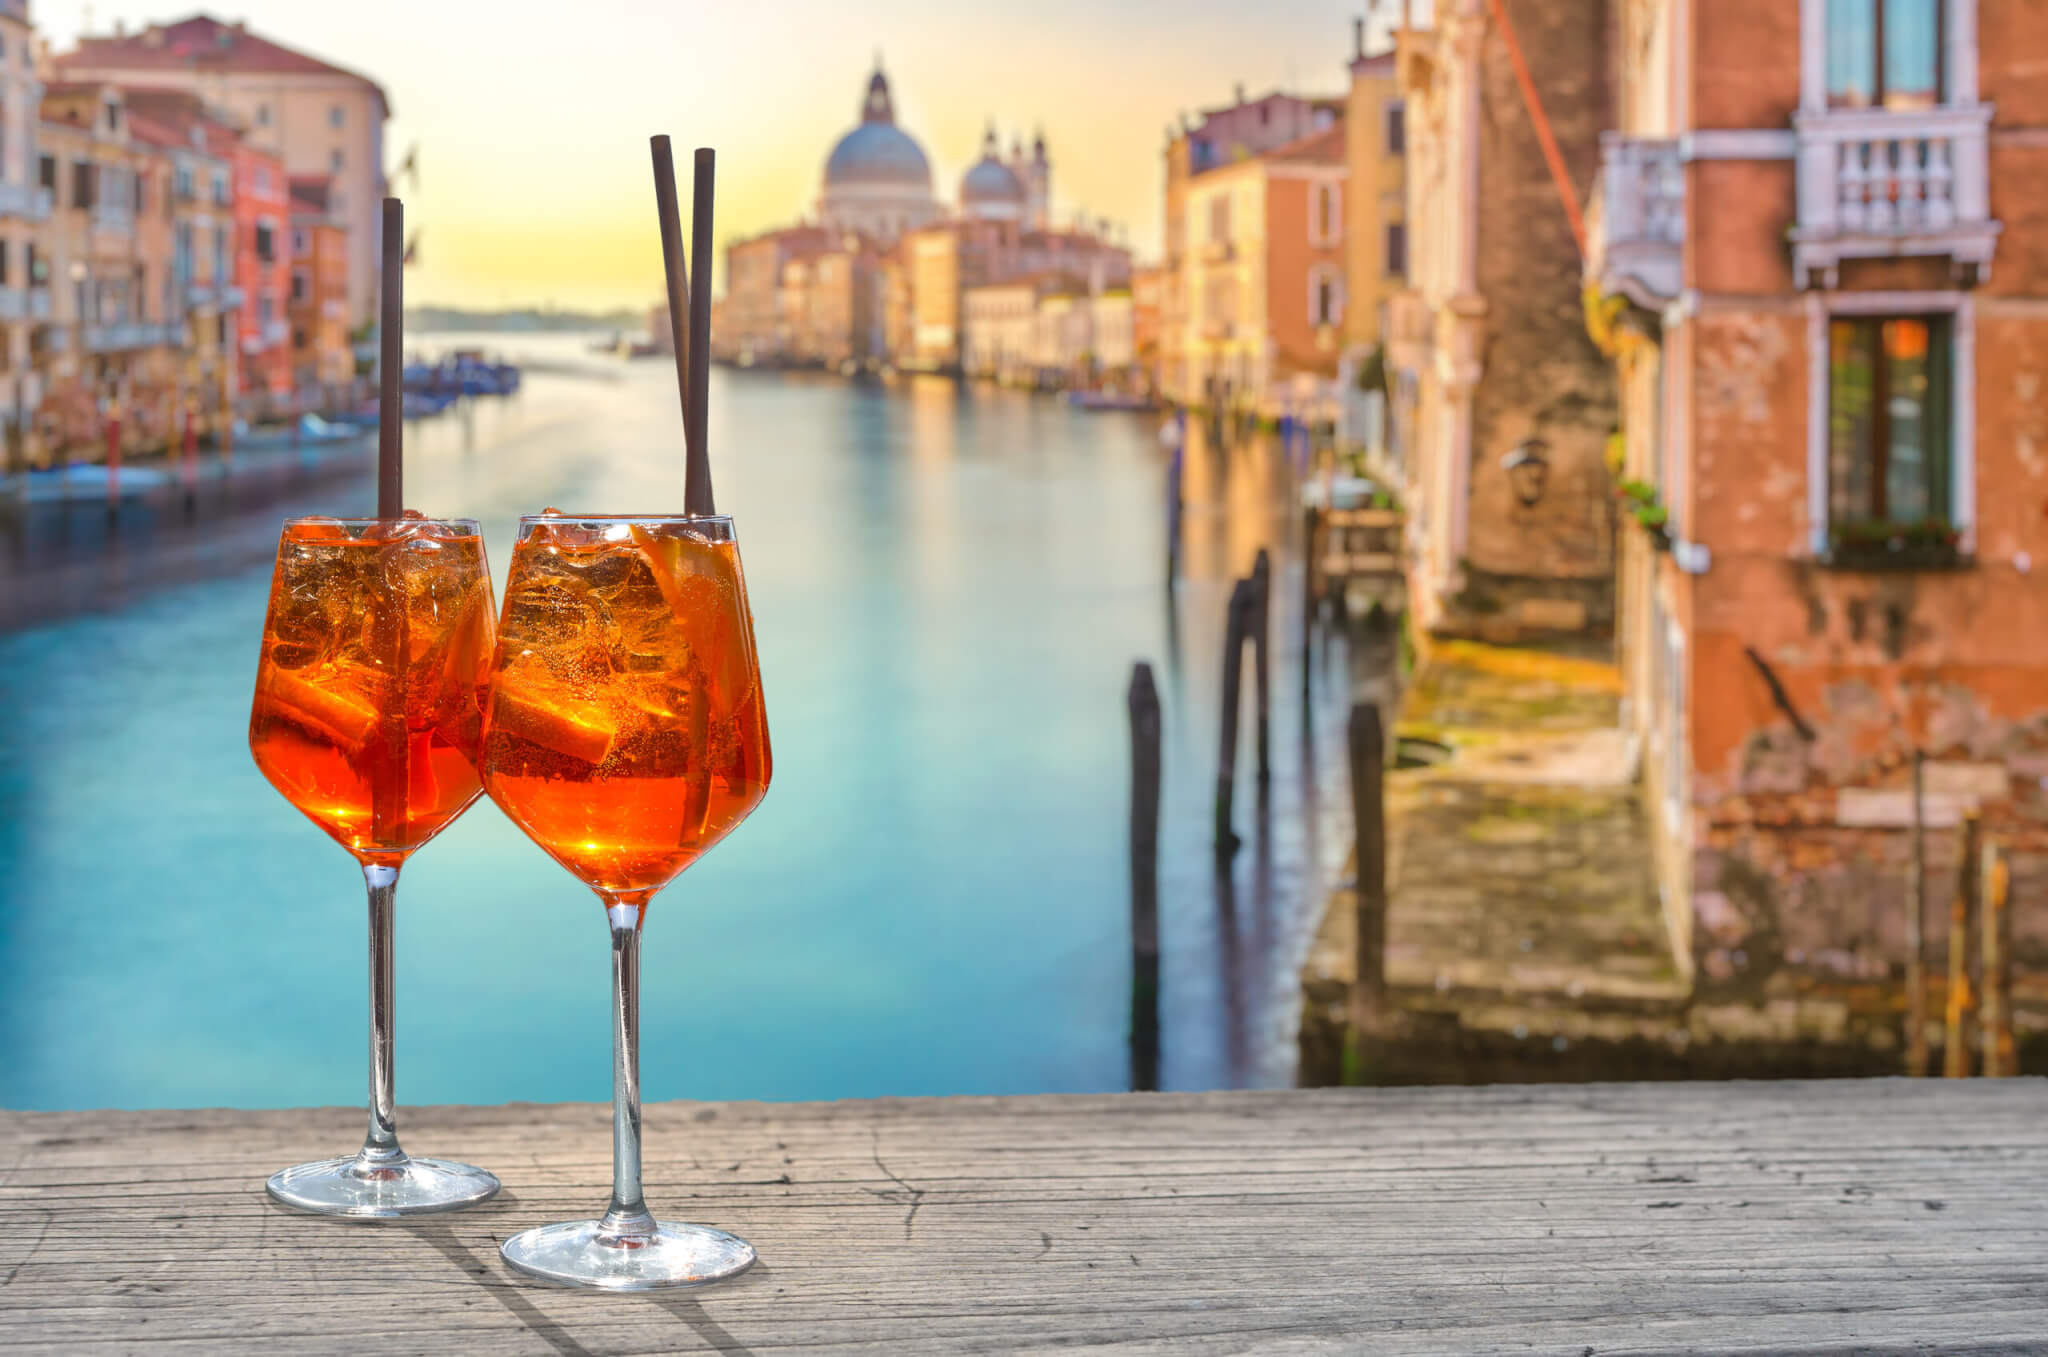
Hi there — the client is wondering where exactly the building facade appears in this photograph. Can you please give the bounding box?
[1175,120,1349,419]
[1590,0,2048,1000]
[287,174,348,386]
[1160,89,1343,408]
[1342,26,1407,370]
[0,0,46,453]
[1389,0,1618,641]
[60,15,390,330]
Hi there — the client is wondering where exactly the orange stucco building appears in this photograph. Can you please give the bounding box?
[1591,0,2048,1008]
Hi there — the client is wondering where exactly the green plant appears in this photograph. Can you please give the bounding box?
[1357,344,1387,393]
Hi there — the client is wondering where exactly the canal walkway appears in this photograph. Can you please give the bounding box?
[6,1081,2045,1352]
[1300,638,1689,1083]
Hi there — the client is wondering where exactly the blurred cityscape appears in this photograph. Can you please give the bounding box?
[3,0,2045,1102]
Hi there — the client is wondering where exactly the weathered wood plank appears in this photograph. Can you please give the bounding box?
[4,1082,2048,1353]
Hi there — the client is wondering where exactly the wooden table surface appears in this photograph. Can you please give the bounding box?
[4,1081,2046,1354]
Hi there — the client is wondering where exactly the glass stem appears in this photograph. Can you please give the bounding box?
[600,898,655,1238]
[360,862,406,1168]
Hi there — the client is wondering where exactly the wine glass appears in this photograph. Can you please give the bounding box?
[249,516,502,1216]
[480,513,771,1289]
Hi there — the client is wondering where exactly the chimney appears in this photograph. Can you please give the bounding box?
[113,18,125,36]
[1234,83,1246,106]
[1353,17,1364,60]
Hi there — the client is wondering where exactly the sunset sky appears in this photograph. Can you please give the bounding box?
[39,1,1387,311]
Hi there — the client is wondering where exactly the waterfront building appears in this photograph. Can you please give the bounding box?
[60,16,391,331]
[1340,20,1407,458]
[0,0,46,452]
[124,88,239,428]
[286,175,349,387]
[37,81,162,448]
[1160,88,1342,405]
[1130,266,1163,394]
[1386,2,1617,641]
[721,224,829,363]
[229,130,290,399]
[817,65,940,245]
[1174,117,1349,420]
[725,61,1113,374]
[1587,0,2048,995]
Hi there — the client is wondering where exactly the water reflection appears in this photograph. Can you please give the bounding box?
[0,338,1357,1107]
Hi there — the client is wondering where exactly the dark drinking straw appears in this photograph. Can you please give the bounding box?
[378,197,403,519]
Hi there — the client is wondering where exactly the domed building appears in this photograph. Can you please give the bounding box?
[818,65,942,244]
[959,126,1028,223]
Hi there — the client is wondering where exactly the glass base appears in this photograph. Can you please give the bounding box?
[266,1152,501,1218]
[500,1218,758,1290]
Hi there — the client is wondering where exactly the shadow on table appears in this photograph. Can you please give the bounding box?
[403,1208,766,1356]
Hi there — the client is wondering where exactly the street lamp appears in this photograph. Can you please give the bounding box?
[1502,439,1550,509]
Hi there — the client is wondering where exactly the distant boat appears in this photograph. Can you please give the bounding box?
[1069,391,1154,413]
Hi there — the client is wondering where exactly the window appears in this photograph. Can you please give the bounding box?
[37,154,53,192]
[71,160,92,210]
[1207,194,1231,244]
[330,148,344,172]
[254,166,270,195]
[256,222,275,263]
[1385,221,1408,277]
[1309,265,1343,327]
[291,270,308,302]
[27,243,42,285]
[256,103,271,127]
[258,293,273,324]
[1310,183,1341,246]
[0,240,10,286]
[1827,0,1943,110]
[328,105,344,129]
[175,165,192,201]
[133,173,144,213]
[103,102,119,134]
[1385,101,1406,155]
[213,227,228,289]
[1827,314,1953,546]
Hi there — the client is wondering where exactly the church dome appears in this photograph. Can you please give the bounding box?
[823,68,932,192]
[961,156,1025,208]
[959,125,1027,219]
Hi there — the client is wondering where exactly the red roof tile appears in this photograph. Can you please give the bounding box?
[59,16,388,114]
[1264,122,1346,165]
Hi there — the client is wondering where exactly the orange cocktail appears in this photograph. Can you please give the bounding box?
[480,515,771,901]
[248,514,501,1218]
[250,517,494,862]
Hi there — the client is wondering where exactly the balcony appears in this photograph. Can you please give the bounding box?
[0,181,51,221]
[188,284,217,309]
[85,322,171,352]
[1200,239,1235,265]
[1199,317,1235,342]
[1791,106,1998,288]
[90,204,134,243]
[1588,134,1683,308]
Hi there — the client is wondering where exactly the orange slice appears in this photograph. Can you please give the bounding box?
[256,668,382,751]
[488,686,616,765]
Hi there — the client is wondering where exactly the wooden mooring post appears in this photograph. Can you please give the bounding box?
[1981,835,2015,1078]
[1250,548,1271,792]
[1944,810,1980,1078]
[1127,661,1161,1093]
[1348,702,1387,1039]
[1214,578,1253,860]
[1301,505,1320,707]
[1905,752,1928,1075]
[1164,438,1184,586]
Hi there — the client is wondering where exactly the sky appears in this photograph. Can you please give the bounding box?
[37,0,1392,312]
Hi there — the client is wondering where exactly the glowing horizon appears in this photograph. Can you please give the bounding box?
[39,0,1380,311]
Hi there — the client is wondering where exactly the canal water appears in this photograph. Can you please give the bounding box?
[0,335,1355,1110]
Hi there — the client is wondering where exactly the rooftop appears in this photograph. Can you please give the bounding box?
[60,15,390,115]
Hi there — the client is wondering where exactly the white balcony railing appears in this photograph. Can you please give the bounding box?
[29,287,50,320]
[1588,134,1683,307]
[0,181,51,221]
[0,287,24,321]
[90,204,134,237]
[1791,105,1998,287]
